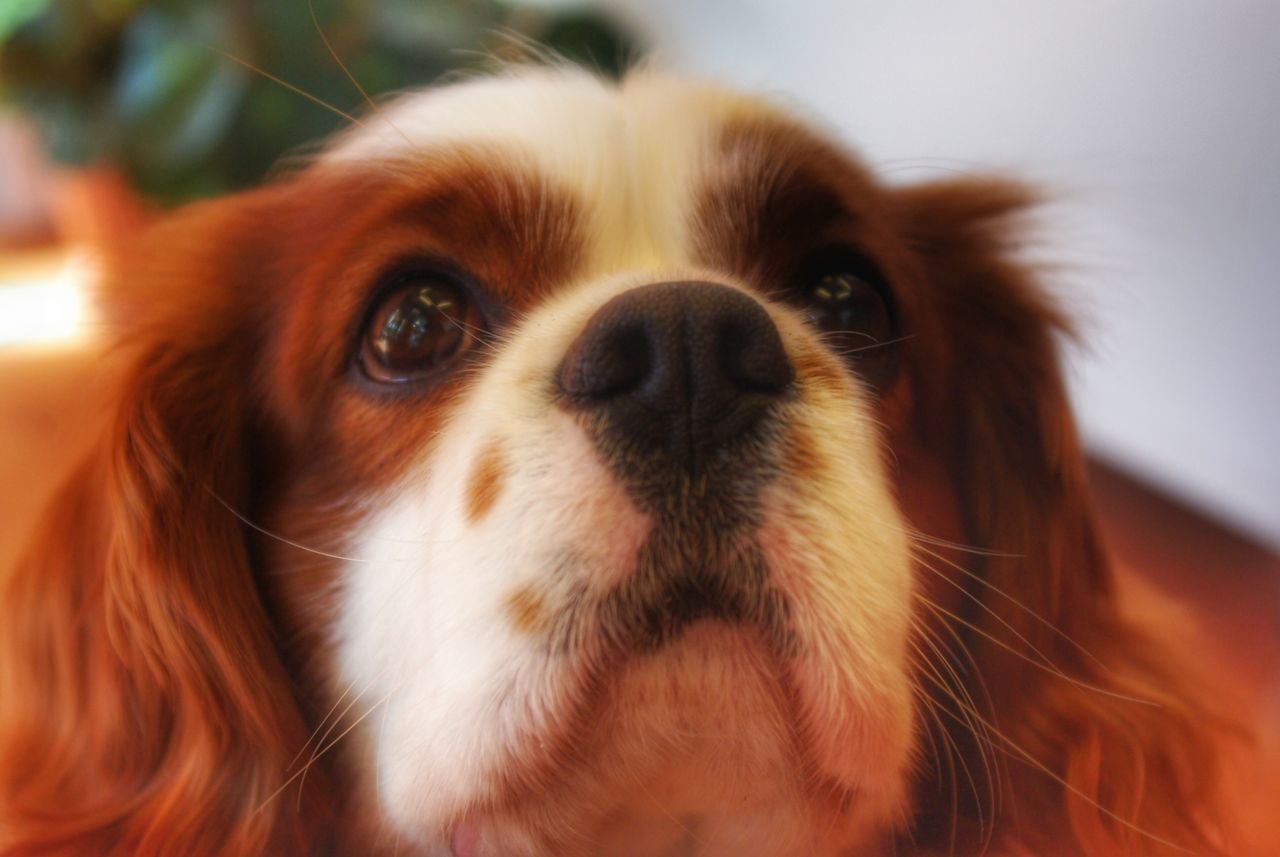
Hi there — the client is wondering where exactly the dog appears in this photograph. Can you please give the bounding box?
[0,67,1235,856]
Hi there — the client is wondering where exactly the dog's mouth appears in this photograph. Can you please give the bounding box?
[440,618,861,857]
[428,506,900,857]
[546,516,794,657]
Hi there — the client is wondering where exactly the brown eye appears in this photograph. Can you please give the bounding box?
[804,272,893,352]
[360,279,481,383]
[795,249,900,388]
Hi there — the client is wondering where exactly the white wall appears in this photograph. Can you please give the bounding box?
[605,0,1280,549]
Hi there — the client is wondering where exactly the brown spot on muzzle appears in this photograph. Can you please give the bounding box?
[783,427,824,484]
[505,585,551,636]
[464,441,506,524]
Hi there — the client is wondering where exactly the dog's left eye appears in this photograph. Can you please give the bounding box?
[360,279,481,383]
[792,249,899,385]
[803,272,893,350]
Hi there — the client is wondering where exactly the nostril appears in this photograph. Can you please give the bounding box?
[560,322,652,400]
[718,315,794,394]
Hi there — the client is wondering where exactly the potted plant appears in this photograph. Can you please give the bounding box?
[0,0,634,245]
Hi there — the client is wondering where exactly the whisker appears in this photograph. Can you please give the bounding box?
[288,671,367,772]
[254,682,398,817]
[917,551,1080,675]
[307,0,414,149]
[907,681,946,787]
[472,28,573,71]
[912,627,999,832]
[909,637,988,836]
[915,620,1003,852]
[295,669,392,808]
[296,674,380,811]
[280,560,515,812]
[208,47,366,128]
[913,544,1129,681]
[207,488,377,562]
[872,158,995,181]
[851,507,1022,561]
[827,332,920,357]
[910,683,964,856]
[917,591,1158,707]
[441,309,496,343]
[209,486,467,553]
[922,687,1197,855]
[903,525,1022,558]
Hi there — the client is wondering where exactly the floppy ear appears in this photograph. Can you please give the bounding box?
[894,179,1224,855]
[0,195,329,855]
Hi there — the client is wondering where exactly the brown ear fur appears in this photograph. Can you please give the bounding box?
[0,195,329,855]
[895,179,1225,855]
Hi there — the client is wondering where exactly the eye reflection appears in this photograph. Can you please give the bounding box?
[805,272,892,348]
[361,280,479,384]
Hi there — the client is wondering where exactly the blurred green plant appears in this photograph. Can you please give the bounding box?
[0,0,636,203]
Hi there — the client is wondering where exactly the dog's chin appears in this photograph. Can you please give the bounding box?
[438,620,905,857]
[360,480,916,857]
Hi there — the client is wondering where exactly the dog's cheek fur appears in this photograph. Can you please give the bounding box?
[758,318,917,806]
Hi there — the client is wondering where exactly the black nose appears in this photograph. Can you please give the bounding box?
[558,281,793,465]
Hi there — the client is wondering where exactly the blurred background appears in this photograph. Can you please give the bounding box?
[0,0,1276,558]
[0,2,1276,843]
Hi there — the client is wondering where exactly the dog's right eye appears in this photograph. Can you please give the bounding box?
[803,271,893,350]
[792,246,900,387]
[360,278,481,384]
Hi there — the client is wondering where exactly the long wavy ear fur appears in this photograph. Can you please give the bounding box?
[0,195,328,855]
[895,179,1225,855]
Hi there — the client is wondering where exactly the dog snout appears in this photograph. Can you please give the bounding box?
[558,281,793,464]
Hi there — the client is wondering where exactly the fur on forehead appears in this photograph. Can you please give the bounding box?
[322,67,813,272]
[323,66,794,167]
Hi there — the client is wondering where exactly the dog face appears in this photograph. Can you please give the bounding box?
[276,71,917,855]
[0,69,1222,857]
